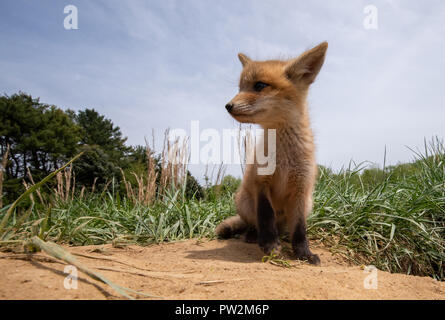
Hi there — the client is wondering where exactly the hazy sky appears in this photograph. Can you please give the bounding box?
[1,0,444,181]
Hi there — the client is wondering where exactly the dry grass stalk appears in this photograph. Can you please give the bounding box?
[26,167,45,205]
[0,145,10,208]
[91,177,98,194]
[121,144,158,206]
[121,130,189,205]
[159,129,171,193]
[54,164,75,204]
[215,163,226,186]
[120,168,135,201]
[102,179,111,196]
[71,176,76,201]
[79,186,86,199]
[30,236,161,299]
[142,144,158,204]
[22,180,35,205]
[203,162,226,195]
[159,129,189,195]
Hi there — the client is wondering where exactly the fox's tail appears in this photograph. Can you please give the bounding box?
[215,215,248,239]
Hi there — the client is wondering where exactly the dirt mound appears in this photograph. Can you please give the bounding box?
[0,239,443,299]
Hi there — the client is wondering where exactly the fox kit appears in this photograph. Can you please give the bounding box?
[215,42,328,265]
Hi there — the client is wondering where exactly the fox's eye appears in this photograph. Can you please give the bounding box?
[253,81,269,92]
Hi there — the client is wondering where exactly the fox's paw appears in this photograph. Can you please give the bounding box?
[244,227,257,243]
[303,253,321,266]
[215,223,232,239]
[294,247,321,265]
[259,240,282,256]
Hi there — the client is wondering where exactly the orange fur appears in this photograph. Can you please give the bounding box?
[215,42,328,264]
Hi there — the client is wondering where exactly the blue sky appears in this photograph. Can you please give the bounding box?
[1,0,445,180]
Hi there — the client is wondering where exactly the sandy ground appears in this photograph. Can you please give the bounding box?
[0,238,444,300]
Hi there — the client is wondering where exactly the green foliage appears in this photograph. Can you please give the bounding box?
[204,175,241,201]
[126,145,149,164]
[68,108,130,187]
[73,145,120,188]
[69,108,129,164]
[0,92,81,201]
[185,171,204,200]
[0,152,84,236]
[220,175,241,194]
[120,147,148,186]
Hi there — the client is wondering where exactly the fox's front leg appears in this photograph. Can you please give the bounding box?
[256,192,280,254]
[288,195,320,265]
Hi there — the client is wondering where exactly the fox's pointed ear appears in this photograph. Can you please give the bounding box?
[285,42,328,84]
[238,53,252,67]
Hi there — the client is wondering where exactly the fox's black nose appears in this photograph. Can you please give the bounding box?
[225,103,234,112]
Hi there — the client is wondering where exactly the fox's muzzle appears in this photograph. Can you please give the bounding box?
[225,103,234,113]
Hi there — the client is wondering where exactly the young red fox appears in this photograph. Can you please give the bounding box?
[215,42,328,265]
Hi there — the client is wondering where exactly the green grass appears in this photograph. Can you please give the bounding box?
[1,139,444,280]
[1,189,234,246]
[309,139,445,280]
